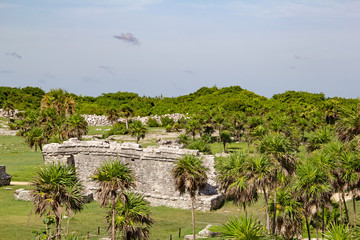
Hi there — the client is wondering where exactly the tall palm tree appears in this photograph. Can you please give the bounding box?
[172,154,208,240]
[112,192,153,240]
[257,132,295,234]
[120,105,134,129]
[41,89,76,116]
[216,151,258,213]
[92,160,135,240]
[246,154,275,234]
[31,163,84,240]
[106,107,120,125]
[295,158,332,240]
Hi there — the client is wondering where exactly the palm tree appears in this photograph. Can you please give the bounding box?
[216,152,258,213]
[246,154,275,234]
[92,160,135,240]
[120,105,134,129]
[221,214,265,240]
[186,119,201,140]
[41,89,76,116]
[112,192,153,240]
[172,154,208,240]
[335,107,360,142]
[106,107,120,125]
[130,121,148,143]
[25,126,47,151]
[257,132,295,234]
[295,158,332,240]
[64,114,88,139]
[31,163,84,240]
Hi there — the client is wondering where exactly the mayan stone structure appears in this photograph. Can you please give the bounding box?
[0,165,12,186]
[42,139,223,211]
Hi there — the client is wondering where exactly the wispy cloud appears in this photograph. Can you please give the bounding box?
[6,52,22,59]
[114,33,140,45]
[184,70,194,74]
[99,65,114,75]
[0,70,12,74]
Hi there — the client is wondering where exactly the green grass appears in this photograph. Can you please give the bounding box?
[87,126,112,135]
[0,135,43,181]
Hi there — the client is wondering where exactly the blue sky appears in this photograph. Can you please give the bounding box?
[1,0,360,98]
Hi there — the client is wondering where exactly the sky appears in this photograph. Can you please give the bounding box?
[1,0,360,99]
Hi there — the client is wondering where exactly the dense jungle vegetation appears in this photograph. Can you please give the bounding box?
[2,85,360,239]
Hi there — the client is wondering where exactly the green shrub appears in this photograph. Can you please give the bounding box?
[187,140,212,154]
[221,214,265,240]
[165,124,172,132]
[102,122,128,138]
[160,116,174,127]
[147,118,160,127]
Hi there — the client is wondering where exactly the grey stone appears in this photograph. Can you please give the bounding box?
[0,165,11,186]
[198,224,219,237]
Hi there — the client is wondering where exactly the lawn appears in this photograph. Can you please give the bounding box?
[0,135,44,182]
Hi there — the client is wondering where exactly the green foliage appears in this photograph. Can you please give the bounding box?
[160,116,174,127]
[102,122,128,138]
[221,214,265,240]
[186,140,212,154]
[147,117,160,127]
[324,223,351,240]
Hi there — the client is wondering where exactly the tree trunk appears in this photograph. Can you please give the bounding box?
[353,194,357,225]
[342,191,350,224]
[218,127,222,153]
[242,202,246,214]
[263,186,271,235]
[125,119,129,130]
[322,205,325,238]
[55,216,61,240]
[315,204,319,240]
[272,188,277,235]
[191,197,196,240]
[305,214,311,240]
[339,192,343,224]
[112,197,116,240]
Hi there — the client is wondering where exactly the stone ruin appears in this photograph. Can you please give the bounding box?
[83,113,187,126]
[42,139,224,211]
[0,165,12,186]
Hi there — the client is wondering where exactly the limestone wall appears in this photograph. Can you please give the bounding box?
[82,113,187,126]
[42,139,223,211]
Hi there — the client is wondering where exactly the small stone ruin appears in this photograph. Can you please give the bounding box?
[0,165,11,186]
[42,138,224,211]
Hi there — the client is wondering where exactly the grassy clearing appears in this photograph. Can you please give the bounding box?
[0,184,268,240]
[87,126,112,136]
[0,135,43,182]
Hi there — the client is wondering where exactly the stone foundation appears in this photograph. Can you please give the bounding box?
[42,139,223,211]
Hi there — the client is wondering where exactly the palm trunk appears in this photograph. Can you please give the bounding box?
[272,188,277,235]
[339,192,343,224]
[55,216,61,240]
[191,197,196,240]
[342,191,350,224]
[353,194,357,225]
[218,127,222,153]
[112,197,116,240]
[305,214,311,240]
[242,202,246,214]
[322,205,325,238]
[263,186,271,235]
[315,204,319,240]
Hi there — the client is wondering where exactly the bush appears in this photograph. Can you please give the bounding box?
[165,124,172,132]
[102,122,128,138]
[160,116,174,127]
[201,133,214,143]
[221,214,265,240]
[179,133,189,144]
[187,140,212,154]
[147,117,160,127]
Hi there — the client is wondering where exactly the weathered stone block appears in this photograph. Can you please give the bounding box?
[0,165,11,187]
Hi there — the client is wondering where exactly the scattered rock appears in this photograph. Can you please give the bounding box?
[14,189,32,201]
[0,165,12,186]
[198,224,219,237]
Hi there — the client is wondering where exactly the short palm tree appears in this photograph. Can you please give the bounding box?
[25,126,47,151]
[31,163,84,240]
[221,214,264,240]
[92,160,135,240]
[112,192,153,240]
[172,154,208,240]
[130,121,148,143]
[64,114,88,139]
